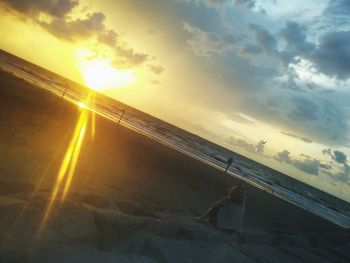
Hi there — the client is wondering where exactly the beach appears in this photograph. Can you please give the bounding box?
[0,69,349,262]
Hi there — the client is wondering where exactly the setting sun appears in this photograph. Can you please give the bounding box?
[82,59,135,91]
[76,50,136,91]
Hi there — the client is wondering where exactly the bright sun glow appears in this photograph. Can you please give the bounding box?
[77,102,87,109]
[81,58,136,91]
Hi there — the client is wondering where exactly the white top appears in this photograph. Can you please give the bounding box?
[216,197,246,231]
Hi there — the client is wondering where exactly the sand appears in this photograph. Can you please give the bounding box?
[0,69,350,262]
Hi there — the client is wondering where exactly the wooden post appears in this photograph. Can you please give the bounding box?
[225,157,233,174]
[61,86,68,99]
[117,109,125,125]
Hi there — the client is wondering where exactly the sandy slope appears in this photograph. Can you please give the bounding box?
[0,70,349,262]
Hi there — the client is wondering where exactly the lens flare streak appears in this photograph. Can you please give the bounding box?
[38,107,88,236]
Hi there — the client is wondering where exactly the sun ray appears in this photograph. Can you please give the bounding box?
[37,96,91,238]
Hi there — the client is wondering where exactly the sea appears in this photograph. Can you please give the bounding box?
[1,49,349,228]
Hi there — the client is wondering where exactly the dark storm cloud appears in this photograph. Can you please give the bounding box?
[334,150,347,165]
[316,99,349,142]
[249,23,277,54]
[293,158,320,176]
[323,0,350,27]
[280,131,312,143]
[324,0,350,15]
[323,148,348,166]
[286,96,349,144]
[0,0,78,18]
[274,150,320,176]
[310,31,350,80]
[246,20,350,82]
[279,21,315,65]
[0,0,150,69]
[280,22,315,54]
[288,97,319,121]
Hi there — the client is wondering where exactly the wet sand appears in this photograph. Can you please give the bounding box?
[0,70,349,262]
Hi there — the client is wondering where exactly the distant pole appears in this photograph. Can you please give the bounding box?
[61,86,68,99]
[117,109,125,125]
[225,157,233,174]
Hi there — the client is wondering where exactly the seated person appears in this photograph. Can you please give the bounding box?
[194,184,246,235]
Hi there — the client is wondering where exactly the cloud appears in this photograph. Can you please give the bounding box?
[148,64,164,75]
[176,0,256,9]
[288,97,319,121]
[322,147,350,185]
[245,21,350,83]
[256,140,266,153]
[325,165,350,186]
[249,23,277,55]
[98,29,118,47]
[0,0,78,18]
[229,113,255,124]
[280,22,315,53]
[323,148,348,166]
[274,149,292,163]
[41,12,148,68]
[234,0,255,9]
[280,131,312,143]
[203,0,231,8]
[331,170,350,185]
[333,150,347,165]
[274,150,320,175]
[311,31,350,80]
[1,0,150,69]
[285,96,349,144]
[239,43,262,57]
[293,158,320,176]
[40,12,106,41]
[185,0,256,9]
[323,0,350,27]
[227,137,266,154]
[279,21,315,65]
[111,46,148,69]
[183,22,237,57]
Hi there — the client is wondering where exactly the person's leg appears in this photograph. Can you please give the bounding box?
[194,206,214,222]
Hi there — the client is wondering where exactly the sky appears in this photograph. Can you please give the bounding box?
[0,0,349,202]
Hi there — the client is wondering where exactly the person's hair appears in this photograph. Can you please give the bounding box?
[228,183,246,205]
